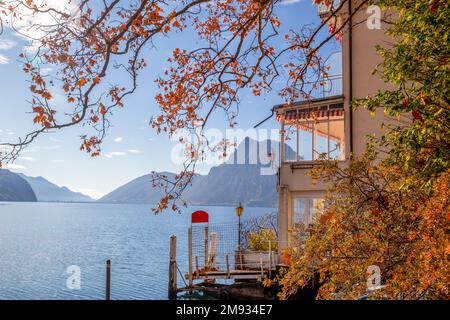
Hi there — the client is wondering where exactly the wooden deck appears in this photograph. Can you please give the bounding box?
[185,269,269,281]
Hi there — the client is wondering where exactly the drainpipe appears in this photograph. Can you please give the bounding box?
[253,109,274,129]
[348,0,354,153]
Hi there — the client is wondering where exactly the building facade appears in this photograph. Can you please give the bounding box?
[275,1,394,250]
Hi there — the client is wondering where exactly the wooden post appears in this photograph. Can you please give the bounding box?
[260,253,264,277]
[105,259,111,301]
[240,248,244,270]
[209,232,217,269]
[236,245,243,270]
[168,235,177,300]
[204,226,209,269]
[195,256,199,276]
[188,227,193,288]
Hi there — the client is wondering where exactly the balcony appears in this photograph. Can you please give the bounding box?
[286,74,342,103]
[282,102,345,163]
[317,0,342,17]
[274,75,345,165]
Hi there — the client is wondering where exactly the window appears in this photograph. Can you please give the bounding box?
[283,103,345,162]
[293,198,324,228]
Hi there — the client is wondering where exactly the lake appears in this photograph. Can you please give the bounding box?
[0,202,274,300]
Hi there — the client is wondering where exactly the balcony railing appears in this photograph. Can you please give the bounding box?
[317,0,341,16]
[290,74,342,102]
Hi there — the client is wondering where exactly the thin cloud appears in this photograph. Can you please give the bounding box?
[0,54,10,64]
[49,137,62,143]
[19,156,35,162]
[4,129,15,135]
[280,0,302,5]
[105,151,126,158]
[3,163,26,170]
[0,39,16,51]
[11,1,79,49]
[52,159,65,163]
[41,145,61,150]
[128,149,141,154]
[114,137,123,142]
[21,145,60,153]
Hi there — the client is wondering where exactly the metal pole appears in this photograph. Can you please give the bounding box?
[269,240,272,278]
[327,106,330,159]
[238,215,241,249]
[105,259,111,301]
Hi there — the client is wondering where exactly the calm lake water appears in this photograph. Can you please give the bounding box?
[0,202,273,300]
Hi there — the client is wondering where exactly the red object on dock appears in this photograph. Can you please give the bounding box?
[191,210,209,223]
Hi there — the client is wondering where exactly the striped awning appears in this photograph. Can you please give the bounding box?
[277,103,344,122]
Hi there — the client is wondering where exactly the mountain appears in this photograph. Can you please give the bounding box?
[99,138,296,207]
[0,170,37,202]
[18,174,93,203]
[184,164,277,207]
[98,172,176,204]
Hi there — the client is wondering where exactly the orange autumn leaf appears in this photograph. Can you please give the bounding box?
[99,104,106,115]
[90,115,99,123]
[93,76,101,85]
[76,78,87,87]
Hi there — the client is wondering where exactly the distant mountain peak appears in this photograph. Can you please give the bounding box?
[18,174,93,203]
[98,138,285,207]
[225,137,296,167]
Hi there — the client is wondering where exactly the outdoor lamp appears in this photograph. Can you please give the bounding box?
[236,203,244,217]
[236,203,244,250]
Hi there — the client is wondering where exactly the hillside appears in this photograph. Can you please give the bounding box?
[18,174,93,203]
[0,170,37,202]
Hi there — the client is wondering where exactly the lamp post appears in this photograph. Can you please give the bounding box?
[236,203,244,249]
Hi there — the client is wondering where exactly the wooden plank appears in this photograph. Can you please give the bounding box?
[185,269,268,281]
[188,273,263,281]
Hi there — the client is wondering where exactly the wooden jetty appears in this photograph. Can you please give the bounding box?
[167,210,284,300]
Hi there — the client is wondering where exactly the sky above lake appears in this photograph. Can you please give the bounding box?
[0,0,341,199]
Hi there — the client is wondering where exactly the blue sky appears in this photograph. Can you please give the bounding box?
[0,0,341,199]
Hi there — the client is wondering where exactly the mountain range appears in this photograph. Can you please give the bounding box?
[0,170,93,203]
[0,138,293,207]
[98,164,278,207]
[99,138,294,207]
[18,173,93,203]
